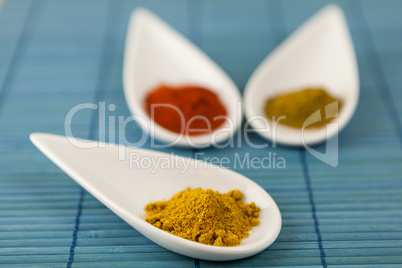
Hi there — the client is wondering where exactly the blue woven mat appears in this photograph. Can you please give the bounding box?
[1,0,402,267]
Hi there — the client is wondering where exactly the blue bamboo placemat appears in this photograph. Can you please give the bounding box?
[1,0,402,267]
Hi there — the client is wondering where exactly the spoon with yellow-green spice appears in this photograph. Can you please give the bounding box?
[30,133,282,261]
[244,4,359,147]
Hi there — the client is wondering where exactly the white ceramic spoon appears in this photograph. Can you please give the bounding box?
[123,8,242,148]
[30,133,281,261]
[244,4,359,146]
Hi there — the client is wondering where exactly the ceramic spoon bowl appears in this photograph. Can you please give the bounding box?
[244,4,359,146]
[123,8,242,148]
[30,133,282,261]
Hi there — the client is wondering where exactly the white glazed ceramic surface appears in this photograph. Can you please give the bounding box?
[244,4,359,146]
[123,8,242,148]
[30,133,282,261]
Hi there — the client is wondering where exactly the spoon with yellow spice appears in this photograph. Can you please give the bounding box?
[30,133,282,261]
[244,5,359,146]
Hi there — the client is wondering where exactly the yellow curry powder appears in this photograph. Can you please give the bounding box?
[145,188,260,247]
[264,88,343,129]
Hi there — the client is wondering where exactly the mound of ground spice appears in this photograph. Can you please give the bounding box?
[144,84,227,135]
[145,188,260,247]
[264,87,343,129]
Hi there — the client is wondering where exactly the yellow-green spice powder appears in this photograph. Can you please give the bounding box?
[264,88,343,129]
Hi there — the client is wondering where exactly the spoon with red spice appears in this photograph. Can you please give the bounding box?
[30,133,282,261]
[123,8,242,148]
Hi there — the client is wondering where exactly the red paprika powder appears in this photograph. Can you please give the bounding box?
[145,84,227,136]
